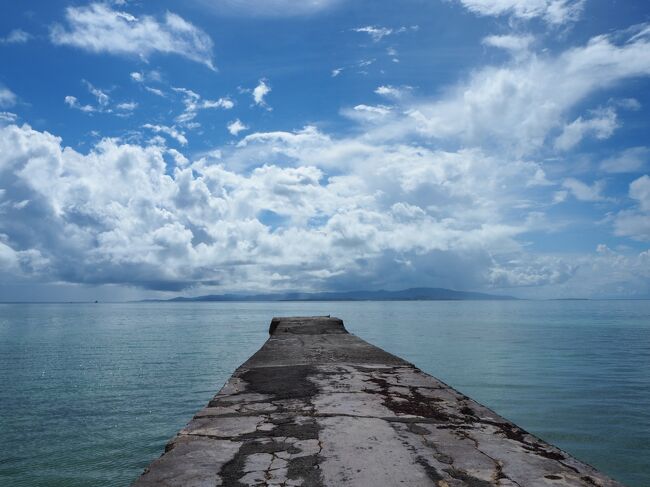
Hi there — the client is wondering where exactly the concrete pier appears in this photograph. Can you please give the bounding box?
[133,316,624,486]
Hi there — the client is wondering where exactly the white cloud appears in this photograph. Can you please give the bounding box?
[4,19,650,298]
[332,59,379,78]
[344,104,393,123]
[562,178,606,202]
[613,213,650,242]
[0,29,33,44]
[616,98,641,111]
[116,101,138,111]
[130,70,162,84]
[482,34,534,52]
[353,26,393,42]
[600,146,649,173]
[554,107,618,151]
[456,0,585,25]
[203,98,234,109]
[497,247,650,298]
[630,175,650,212]
[145,86,166,97]
[488,255,576,287]
[614,174,650,241]
[64,81,138,115]
[0,86,17,108]
[399,29,650,156]
[0,108,647,297]
[142,124,188,145]
[0,112,18,124]
[375,85,411,99]
[64,95,96,113]
[252,79,271,107]
[0,121,550,293]
[352,25,418,43]
[84,80,110,107]
[50,3,215,69]
[353,104,392,116]
[227,119,248,136]
[172,87,234,124]
[552,190,568,203]
[195,0,341,17]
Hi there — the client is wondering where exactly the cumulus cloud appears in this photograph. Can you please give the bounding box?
[227,119,248,136]
[512,246,650,299]
[4,16,650,298]
[50,3,215,69]
[116,101,138,111]
[252,79,271,107]
[488,255,576,287]
[142,123,188,145]
[0,121,550,293]
[456,0,585,25]
[400,28,650,156]
[375,85,410,99]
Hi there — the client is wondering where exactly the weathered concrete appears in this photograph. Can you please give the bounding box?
[133,316,624,486]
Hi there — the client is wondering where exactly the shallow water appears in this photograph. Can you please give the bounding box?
[0,300,648,486]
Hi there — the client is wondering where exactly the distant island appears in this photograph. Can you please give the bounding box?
[146,287,517,302]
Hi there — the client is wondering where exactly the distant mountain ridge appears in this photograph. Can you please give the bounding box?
[151,287,516,302]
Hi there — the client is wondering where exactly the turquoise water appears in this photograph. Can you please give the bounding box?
[0,301,648,486]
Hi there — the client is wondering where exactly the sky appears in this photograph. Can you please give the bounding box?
[0,0,649,301]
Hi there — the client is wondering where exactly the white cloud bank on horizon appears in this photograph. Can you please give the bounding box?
[50,3,215,69]
[0,115,648,297]
[0,122,559,294]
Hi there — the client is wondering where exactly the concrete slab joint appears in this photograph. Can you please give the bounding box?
[133,316,625,487]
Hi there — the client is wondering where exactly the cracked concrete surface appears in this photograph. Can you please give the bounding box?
[132,316,625,487]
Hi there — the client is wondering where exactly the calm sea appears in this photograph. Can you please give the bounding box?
[0,301,648,486]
